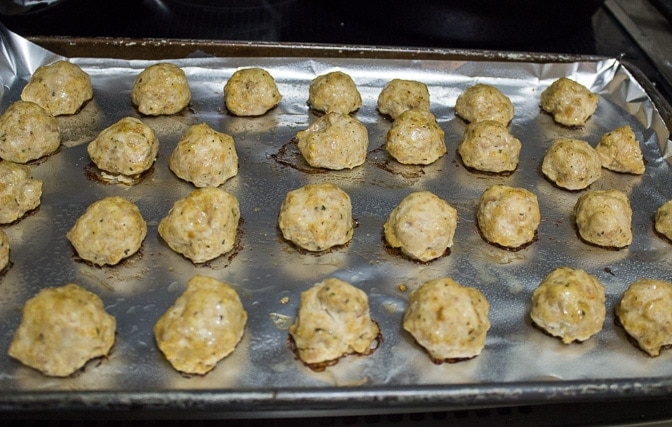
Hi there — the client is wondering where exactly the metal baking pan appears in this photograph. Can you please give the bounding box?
[1,30,672,417]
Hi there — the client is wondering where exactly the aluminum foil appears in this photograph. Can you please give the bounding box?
[1,27,672,410]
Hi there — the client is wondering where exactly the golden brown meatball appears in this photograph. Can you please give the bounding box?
[289,278,380,366]
[403,277,490,362]
[385,109,446,165]
[224,68,282,116]
[477,184,540,249]
[131,62,191,116]
[454,83,514,125]
[595,125,645,174]
[20,60,93,116]
[574,189,632,248]
[541,138,601,190]
[308,71,362,114]
[530,267,606,344]
[169,123,238,187]
[0,160,42,224]
[154,275,247,375]
[0,100,60,163]
[458,120,521,173]
[616,278,672,356]
[0,229,9,271]
[655,200,672,241]
[540,77,598,127]
[377,79,430,120]
[8,283,116,377]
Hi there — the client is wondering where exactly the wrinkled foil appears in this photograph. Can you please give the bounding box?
[1,26,672,409]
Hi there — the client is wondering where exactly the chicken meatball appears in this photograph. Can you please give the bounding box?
[289,277,380,367]
[308,71,362,114]
[0,229,9,271]
[477,184,540,249]
[0,100,60,163]
[458,120,521,173]
[655,200,672,241]
[154,275,247,375]
[454,83,514,126]
[158,187,240,263]
[66,196,147,266]
[384,191,457,262]
[131,62,191,116]
[20,60,93,116]
[540,77,598,127]
[169,123,238,187]
[403,277,490,362]
[0,160,42,224]
[530,267,606,344]
[541,138,601,190]
[224,68,282,116]
[385,109,446,165]
[616,278,672,356]
[595,125,645,174]
[377,79,430,120]
[8,283,116,377]
[87,116,159,181]
[296,112,368,170]
[574,189,632,249]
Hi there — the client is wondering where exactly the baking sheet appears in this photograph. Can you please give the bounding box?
[1,27,672,415]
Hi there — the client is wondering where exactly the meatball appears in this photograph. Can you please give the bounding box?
[540,77,598,127]
[20,60,93,116]
[154,275,247,375]
[131,62,191,116]
[289,277,380,367]
[655,200,672,241]
[574,189,632,248]
[385,109,446,165]
[87,117,159,180]
[403,277,490,362]
[278,183,353,252]
[477,184,540,249]
[0,160,42,224]
[616,278,672,357]
[224,68,282,116]
[384,191,458,262]
[8,283,116,377]
[454,83,514,126]
[458,120,521,173]
[308,71,362,114]
[0,100,60,163]
[66,196,147,266]
[530,267,606,344]
[296,112,368,170]
[169,123,238,187]
[595,125,645,174]
[541,138,601,190]
[0,229,9,271]
[158,187,240,263]
[377,79,430,120]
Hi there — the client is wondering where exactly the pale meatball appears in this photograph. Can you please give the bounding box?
[224,68,282,116]
[0,229,9,271]
[384,191,457,262]
[454,84,514,125]
[403,277,490,362]
[8,283,116,377]
[20,60,93,116]
[87,117,159,180]
[541,138,601,190]
[458,120,521,173]
[0,160,42,224]
[158,187,240,263]
[278,183,353,252]
[169,123,238,187]
[530,267,606,344]
[574,189,632,249]
[308,71,362,114]
[595,125,645,174]
[66,196,147,266]
[385,109,446,165]
[477,184,541,249]
[296,112,368,170]
[154,275,247,375]
[377,79,430,120]
[540,77,598,127]
[616,278,672,357]
[131,62,191,116]
[289,278,380,367]
[655,200,672,241]
[0,100,60,163]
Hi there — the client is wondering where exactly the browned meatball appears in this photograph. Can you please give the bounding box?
[477,184,540,249]
[385,109,446,165]
[308,71,362,114]
[595,125,645,174]
[458,120,521,173]
[455,84,514,125]
[574,189,632,248]
[0,100,60,163]
[541,138,601,190]
[131,62,191,115]
[540,77,598,127]
[377,79,430,119]
[0,160,42,224]
[21,60,93,116]
[224,68,282,116]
